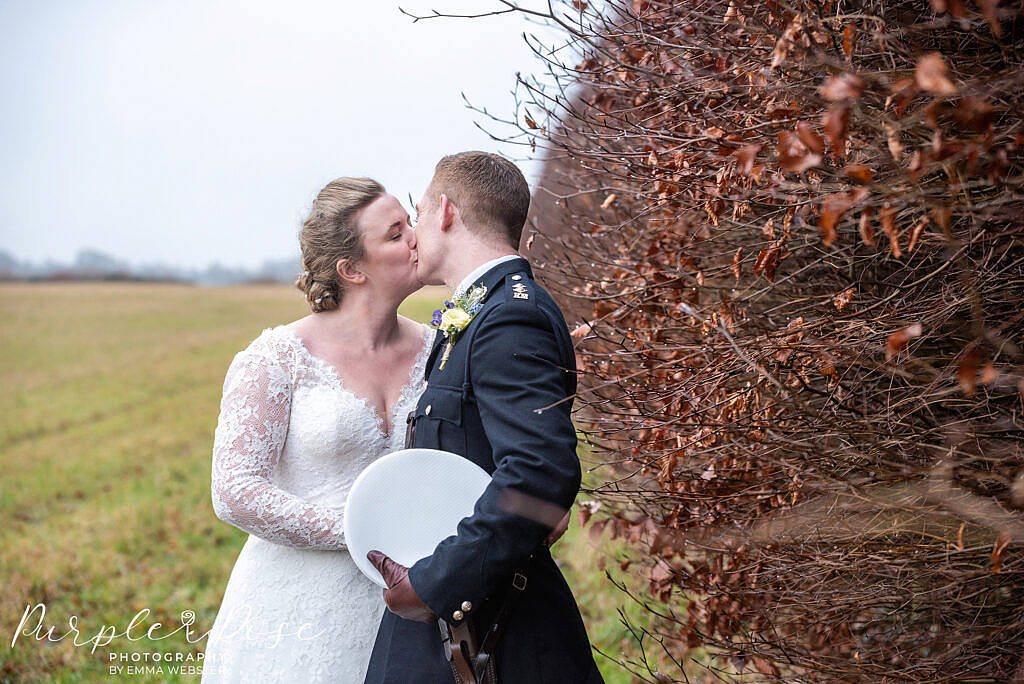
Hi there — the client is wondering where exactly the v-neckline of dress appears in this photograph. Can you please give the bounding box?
[274,323,433,442]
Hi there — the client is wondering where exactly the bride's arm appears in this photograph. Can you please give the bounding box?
[210,342,348,550]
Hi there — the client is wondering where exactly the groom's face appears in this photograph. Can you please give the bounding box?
[411,189,446,286]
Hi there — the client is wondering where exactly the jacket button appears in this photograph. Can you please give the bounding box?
[461,601,472,612]
[425,405,432,415]
[452,610,464,621]
[512,274,522,281]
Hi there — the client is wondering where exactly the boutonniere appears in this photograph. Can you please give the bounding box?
[430,285,487,370]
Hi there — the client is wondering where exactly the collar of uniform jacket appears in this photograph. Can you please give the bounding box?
[451,254,523,302]
[456,255,532,312]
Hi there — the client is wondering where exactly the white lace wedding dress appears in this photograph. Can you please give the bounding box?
[202,322,434,683]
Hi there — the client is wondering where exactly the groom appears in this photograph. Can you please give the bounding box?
[364,151,603,683]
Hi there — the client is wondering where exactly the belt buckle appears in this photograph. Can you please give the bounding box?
[512,572,527,591]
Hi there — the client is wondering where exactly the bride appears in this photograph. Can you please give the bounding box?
[201,177,433,682]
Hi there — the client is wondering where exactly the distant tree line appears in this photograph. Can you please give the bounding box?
[0,248,301,286]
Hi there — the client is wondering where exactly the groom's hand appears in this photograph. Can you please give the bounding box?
[544,508,572,548]
[367,550,438,623]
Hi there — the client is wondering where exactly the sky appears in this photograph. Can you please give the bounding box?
[0,1,564,269]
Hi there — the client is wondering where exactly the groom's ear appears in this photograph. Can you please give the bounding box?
[438,193,455,233]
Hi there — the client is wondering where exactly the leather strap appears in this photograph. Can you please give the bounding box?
[440,553,533,683]
[404,409,417,449]
[441,615,480,684]
[471,560,529,679]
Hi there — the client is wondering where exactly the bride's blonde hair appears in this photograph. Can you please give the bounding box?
[295,177,385,312]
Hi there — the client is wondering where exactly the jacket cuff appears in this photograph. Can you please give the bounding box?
[407,559,478,626]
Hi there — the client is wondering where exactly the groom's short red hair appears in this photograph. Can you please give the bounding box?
[426,151,530,249]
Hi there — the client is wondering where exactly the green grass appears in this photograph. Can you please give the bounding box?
[1,282,641,683]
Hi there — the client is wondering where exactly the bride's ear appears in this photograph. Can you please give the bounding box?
[336,258,366,287]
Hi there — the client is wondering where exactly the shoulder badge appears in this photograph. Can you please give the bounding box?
[511,280,530,300]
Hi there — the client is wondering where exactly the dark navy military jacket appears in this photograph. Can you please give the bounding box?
[364,257,603,683]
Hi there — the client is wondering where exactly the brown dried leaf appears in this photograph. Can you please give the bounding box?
[796,121,825,154]
[753,658,780,677]
[842,24,857,59]
[777,131,821,173]
[576,501,595,527]
[885,123,904,161]
[734,143,762,176]
[980,362,998,385]
[907,149,927,182]
[907,216,930,252]
[571,321,594,339]
[817,351,837,376]
[886,323,923,360]
[978,0,1001,36]
[880,200,902,258]
[930,206,952,233]
[731,247,743,280]
[600,193,617,209]
[820,187,870,246]
[753,246,784,281]
[859,207,876,247]
[991,533,1010,572]
[953,96,996,132]
[822,103,851,157]
[834,287,855,311]
[820,73,865,101]
[771,14,802,69]
[958,348,981,396]
[704,126,726,139]
[844,164,874,184]
[888,77,919,117]
[916,53,958,95]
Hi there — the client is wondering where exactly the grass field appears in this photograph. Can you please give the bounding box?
[0,282,643,683]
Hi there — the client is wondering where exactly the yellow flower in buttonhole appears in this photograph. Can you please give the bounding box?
[440,307,472,331]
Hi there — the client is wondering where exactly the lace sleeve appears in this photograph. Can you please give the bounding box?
[210,336,348,550]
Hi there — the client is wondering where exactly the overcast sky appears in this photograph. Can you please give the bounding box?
[0,1,561,269]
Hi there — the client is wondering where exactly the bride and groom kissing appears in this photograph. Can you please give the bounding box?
[204,151,604,682]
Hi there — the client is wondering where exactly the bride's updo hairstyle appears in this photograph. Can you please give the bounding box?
[295,177,386,312]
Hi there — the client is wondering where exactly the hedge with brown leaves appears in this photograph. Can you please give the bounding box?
[427,0,1024,679]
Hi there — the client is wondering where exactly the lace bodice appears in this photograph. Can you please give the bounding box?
[210,322,434,550]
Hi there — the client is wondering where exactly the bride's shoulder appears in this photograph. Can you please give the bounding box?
[218,325,301,393]
[233,324,302,365]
